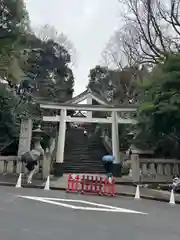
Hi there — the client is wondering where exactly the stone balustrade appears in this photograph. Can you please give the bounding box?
[138,158,180,182]
[0,156,18,174]
[0,152,51,178]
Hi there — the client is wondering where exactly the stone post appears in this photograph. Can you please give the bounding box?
[54,109,67,176]
[17,118,32,173]
[43,148,51,179]
[112,111,121,176]
[131,150,140,183]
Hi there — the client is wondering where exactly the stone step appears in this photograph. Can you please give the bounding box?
[63,169,105,173]
[65,156,105,160]
[63,126,107,174]
[63,162,104,166]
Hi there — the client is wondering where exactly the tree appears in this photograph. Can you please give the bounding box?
[88,64,149,152]
[34,24,76,66]
[137,53,180,157]
[0,1,75,154]
[103,0,180,70]
[120,0,167,63]
[157,0,180,40]
[101,26,142,69]
[88,65,147,104]
[0,83,19,152]
[88,66,109,95]
[0,1,32,153]
[23,37,74,102]
[0,0,30,85]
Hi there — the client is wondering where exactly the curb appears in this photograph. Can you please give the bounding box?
[0,181,180,204]
[116,181,172,186]
[116,191,180,204]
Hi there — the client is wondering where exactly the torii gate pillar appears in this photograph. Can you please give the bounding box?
[54,109,67,176]
[112,111,121,177]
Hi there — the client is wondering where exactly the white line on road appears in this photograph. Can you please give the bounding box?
[31,197,122,209]
[18,195,147,215]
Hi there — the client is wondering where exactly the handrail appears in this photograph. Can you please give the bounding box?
[0,156,19,161]
[91,126,118,155]
[101,130,112,154]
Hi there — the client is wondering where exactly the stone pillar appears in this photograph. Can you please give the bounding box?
[49,137,56,155]
[54,109,67,176]
[43,148,51,180]
[17,118,32,173]
[131,151,140,183]
[112,111,121,177]
[87,95,92,118]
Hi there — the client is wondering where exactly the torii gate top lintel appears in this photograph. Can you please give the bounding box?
[39,88,137,124]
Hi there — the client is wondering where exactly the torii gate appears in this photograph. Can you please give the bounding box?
[40,89,137,176]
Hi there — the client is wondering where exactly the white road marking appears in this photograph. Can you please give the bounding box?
[18,196,147,215]
[28,197,122,209]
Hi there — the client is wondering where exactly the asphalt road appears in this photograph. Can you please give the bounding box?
[0,186,180,240]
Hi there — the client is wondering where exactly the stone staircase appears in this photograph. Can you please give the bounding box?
[63,127,107,173]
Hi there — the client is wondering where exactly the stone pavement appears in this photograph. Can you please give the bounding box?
[0,174,179,203]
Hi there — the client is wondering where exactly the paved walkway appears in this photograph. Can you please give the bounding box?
[0,174,179,203]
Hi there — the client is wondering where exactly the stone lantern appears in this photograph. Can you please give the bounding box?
[32,125,44,153]
[32,125,43,140]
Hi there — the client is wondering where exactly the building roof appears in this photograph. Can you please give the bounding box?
[64,88,109,105]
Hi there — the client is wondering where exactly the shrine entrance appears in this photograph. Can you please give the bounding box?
[40,88,137,176]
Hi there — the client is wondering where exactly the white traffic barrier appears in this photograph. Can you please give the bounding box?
[135,185,140,199]
[15,173,22,188]
[169,189,175,205]
[44,176,50,190]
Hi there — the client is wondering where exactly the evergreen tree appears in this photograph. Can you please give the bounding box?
[137,53,180,157]
[0,0,30,85]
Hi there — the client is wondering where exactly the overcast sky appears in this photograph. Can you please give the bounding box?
[25,0,120,95]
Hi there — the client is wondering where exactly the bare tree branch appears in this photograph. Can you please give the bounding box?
[103,0,180,70]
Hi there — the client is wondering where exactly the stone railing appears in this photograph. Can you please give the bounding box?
[131,153,180,182]
[0,156,18,174]
[93,126,112,153]
[0,152,52,178]
[140,158,180,181]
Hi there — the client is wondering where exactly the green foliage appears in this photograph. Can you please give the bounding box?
[0,83,19,150]
[88,65,118,102]
[88,65,147,152]
[137,53,180,157]
[88,65,108,93]
[0,0,30,85]
[88,65,147,104]
[0,81,35,144]
[22,37,74,101]
[0,1,75,153]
